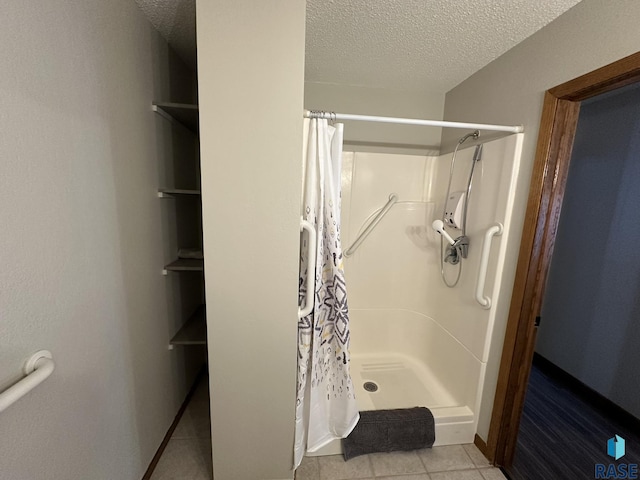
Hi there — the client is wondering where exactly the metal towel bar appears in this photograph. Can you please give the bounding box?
[345,194,399,257]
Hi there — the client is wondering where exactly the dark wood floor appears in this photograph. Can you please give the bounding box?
[507,358,640,480]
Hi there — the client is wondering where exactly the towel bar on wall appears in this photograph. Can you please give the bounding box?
[0,350,55,413]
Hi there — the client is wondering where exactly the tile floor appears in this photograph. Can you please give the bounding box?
[296,444,507,480]
[150,378,213,480]
[149,377,506,480]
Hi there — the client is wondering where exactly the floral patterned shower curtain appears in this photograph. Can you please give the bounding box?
[294,118,359,468]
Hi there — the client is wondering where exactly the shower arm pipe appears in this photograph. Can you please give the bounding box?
[344,194,398,258]
[476,223,503,309]
[0,351,55,413]
[304,110,523,134]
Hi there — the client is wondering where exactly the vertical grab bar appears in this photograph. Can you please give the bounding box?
[0,350,55,413]
[298,219,316,318]
[476,223,503,309]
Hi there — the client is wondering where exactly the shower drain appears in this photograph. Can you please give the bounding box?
[363,381,379,392]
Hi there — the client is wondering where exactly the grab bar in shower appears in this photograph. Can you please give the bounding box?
[0,350,55,413]
[298,219,317,318]
[344,194,399,257]
[476,223,503,309]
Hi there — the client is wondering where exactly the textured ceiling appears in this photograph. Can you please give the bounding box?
[136,0,582,92]
[306,0,583,92]
[135,0,196,68]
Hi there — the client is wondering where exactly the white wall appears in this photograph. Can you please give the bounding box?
[442,0,640,440]
[0,2,201,479]
[305,83,444,155]
[536,84,640,419]
[196,1,306,479]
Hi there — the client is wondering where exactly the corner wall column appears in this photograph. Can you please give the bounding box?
[196,1,306,478]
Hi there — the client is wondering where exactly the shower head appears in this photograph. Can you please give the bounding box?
[458,130,480,145]
[473,144,483,162]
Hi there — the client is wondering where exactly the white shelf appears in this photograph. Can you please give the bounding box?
[157,188,201,198]
[162,258,204,275]
[154,99,205,351]
[152,102,199,133]
[170,305,206,346]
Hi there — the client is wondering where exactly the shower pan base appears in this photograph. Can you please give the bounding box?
[306,352,475,457]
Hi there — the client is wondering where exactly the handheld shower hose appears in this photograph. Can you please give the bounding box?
[437,130,481,288]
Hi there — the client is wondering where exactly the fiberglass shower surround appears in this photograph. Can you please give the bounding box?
[297,109,525,459]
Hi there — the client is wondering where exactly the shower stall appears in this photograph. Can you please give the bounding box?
[308,133,524,456]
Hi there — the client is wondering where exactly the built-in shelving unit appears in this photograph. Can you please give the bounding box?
[152,102,199,133]
[154,101,205,347]
[170,305,206,346]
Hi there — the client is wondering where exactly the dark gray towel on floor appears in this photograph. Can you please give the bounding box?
[342,407,435,460]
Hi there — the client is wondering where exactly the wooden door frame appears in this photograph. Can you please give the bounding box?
[479,51,640,467]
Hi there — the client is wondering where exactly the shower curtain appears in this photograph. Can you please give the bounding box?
[294,118,359,468]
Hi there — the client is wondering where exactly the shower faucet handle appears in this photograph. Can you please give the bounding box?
[445,245,460,265]
[453,235,469,259]
[432,220,456,246]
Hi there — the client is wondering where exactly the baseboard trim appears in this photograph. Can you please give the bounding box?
[141,367,207,480]
[473,434,492,462]
[533,353,640,432]
[475,433,513,479]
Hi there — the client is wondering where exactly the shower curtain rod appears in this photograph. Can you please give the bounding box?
[304,110,524,134]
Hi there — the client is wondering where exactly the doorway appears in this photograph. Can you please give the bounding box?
[507,81,640,479]
[480,51,640,468]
